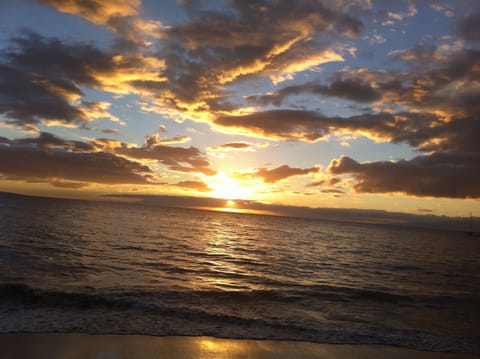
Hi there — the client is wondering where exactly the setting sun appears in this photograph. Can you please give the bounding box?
[206,172,257,200]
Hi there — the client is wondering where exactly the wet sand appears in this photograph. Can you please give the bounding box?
[0,333,476,359]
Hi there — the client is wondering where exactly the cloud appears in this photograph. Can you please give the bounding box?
[215,110,330,142]
[101,128,119,134]
[383,46,480,118]
[457,13,480,41]
[287,42,480,199]
[417,208,434,213]
[0,133,155,186]
[306,180,325,187]
[31,0,140,24]
[50,181,89,189]
[0,31,165,131]
[12,131,95,152]
[171,180,212,192]
[328,154,480,199]
[31,0,162,50]
[321,189,345,194]
[247,76,383,106]
[91,136,217,176]
[429,3,456,18]
[306,177,342,188]
[208,142,258,152]
[0,131,216,189]
[233,164,319,184]
[0,63,87,131]
[380,0,417,26]
[370,34,386,44]
[140,0,363,120]
[118,145,213,170]
[249,43,479,124]
[2,3,365,135]
[157,136,191,145]
[214,109,449,146]
[144,133,191,146]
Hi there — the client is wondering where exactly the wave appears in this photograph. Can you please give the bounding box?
[0,283,142,310]
[1,282,478,311]
[0,282,478,354]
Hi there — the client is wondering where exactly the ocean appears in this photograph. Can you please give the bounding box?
[0,193,479,354]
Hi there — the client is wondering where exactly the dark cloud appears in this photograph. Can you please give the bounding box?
[171,180,212,192]
[321,189,345,194]
[101,128,119,134]
[118,145,212,170]
[3,30,112,87]
[209,142,257,152]
[0,63,87,131]
[215,110,330,142]
[0,31,164,130]
[50,181,89,189]
[215,109,446,146]
[12,132,95,152]
[306,180,325,187]
[167,165,216,177]
[385,47,480,117]
[247,77,383,106]
[169,1,363,48]
[144,133,191,146]
[0,32,110,129]
[31,0,152,50]
[92,136,217,176]
[0,133,154,187]
[215,142,252,150]
[159,136,191,145]
[398,117,480,154]
[457,13,480,41]
[329,153,480,199]
[306,177,342,188]
[234,164,319,183]
[417,208,434,213]
[30,0,140,24]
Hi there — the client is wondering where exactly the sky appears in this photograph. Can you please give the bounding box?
[0,0,479,217]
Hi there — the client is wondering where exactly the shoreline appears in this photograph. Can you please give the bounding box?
[0,333,476,359]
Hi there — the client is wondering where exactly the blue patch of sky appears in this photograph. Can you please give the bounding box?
[0,123,22,139]
[142,0,190,26]
[142,0,231,26]
[341,137,419,162]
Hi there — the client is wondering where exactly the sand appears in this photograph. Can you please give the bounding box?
[0,333,476,359]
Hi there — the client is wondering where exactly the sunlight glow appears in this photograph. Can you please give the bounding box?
[206,172,258,200]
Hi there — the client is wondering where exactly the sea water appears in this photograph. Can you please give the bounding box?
[0,193,479,354]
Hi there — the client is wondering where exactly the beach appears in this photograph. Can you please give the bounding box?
[0,334,477,359]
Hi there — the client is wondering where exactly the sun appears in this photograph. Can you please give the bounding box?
[206,172,256,200]
[226,200,236,206]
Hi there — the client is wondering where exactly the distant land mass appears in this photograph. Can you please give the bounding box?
[1,191,475,233]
